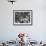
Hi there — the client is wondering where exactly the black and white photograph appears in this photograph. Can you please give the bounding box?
[13,10,32,25]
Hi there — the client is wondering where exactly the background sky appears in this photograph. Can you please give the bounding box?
[0,0,46,42]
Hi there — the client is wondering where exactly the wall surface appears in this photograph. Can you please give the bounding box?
[0,0,46,42]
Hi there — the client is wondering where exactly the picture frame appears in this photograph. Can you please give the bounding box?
[13,10,33,25]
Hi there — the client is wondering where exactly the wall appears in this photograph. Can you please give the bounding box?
[0,0,46,42]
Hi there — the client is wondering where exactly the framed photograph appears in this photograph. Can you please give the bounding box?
[13,10,32,25]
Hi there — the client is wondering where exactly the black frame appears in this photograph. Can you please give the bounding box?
[13,10,33,26]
